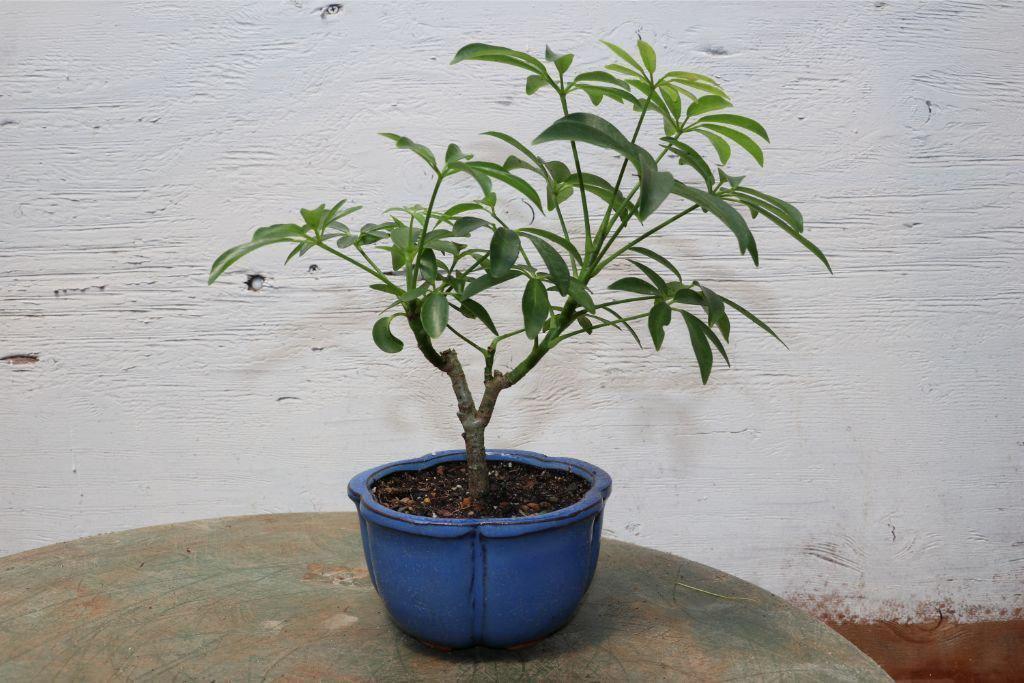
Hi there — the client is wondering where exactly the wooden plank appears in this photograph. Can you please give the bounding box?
[0,512,889,681]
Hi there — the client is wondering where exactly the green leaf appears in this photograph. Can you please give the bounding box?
[372,315,404,353]
[519,227,583,265]
[568,278,596,313]
[522,278,551,340]
[733,186,803,231]
[488,227,520,278]
[534,112,672,220]
[698,282,725,327]
[461,271,520,300]
[389,223,411,252]
[634,162,675,222]
[417,249,438,282]
[209,237,296,285]
[671,182,757,264]
[694,129,731,165]
[600,40,646,75]
[683,312,730,366]
[525,74,547,95]
[398,284,428,302]
[575,84,639,107]
[628,245,681,280]
[445,143,469,165]
[662,139,714,191]
[681,311,713,384]
[524,233,570,295]
[300,205,326,230]
[664,70,720,86]
[672,287,704,306]
[421,291,449,339]
[451,43,547,75]
[458,298,498,335]
[442,202,483,219]
[564,172,638,224]
[606,63,644,79]
[719,295,787,348]
[637,39,657,74]
[628,259,667,294]
[596,304,643,348]
[252,223,306,241]
[648,300,671,350]
[697,114,769,142]
[573,71,630,87]
[483,131,546,171]
[284,242,306,264]
[380,133,438,172]
[544,45,574,74]
[534,111,632,154]
[451,161,543,210]
[452,216,491,237]
[370,281,405,297]
[608,276,660,296]
[687,95,732,118]
[701,124,764,166]
[659,84,682,121]
[730,193,828,272]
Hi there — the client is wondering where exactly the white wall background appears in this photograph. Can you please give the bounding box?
[2,1,1022,623]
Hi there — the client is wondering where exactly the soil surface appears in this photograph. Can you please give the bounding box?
[372,460,590,519]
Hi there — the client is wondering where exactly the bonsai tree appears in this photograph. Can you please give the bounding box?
[209,39,829,500]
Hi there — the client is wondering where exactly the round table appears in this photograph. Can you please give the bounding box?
[0,513,889,681]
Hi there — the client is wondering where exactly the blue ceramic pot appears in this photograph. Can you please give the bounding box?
[347,449,612,649]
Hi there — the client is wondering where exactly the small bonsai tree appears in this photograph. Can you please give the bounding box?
[209,39,829,500]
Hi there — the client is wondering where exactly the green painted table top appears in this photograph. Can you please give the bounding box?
[0,513,889,681]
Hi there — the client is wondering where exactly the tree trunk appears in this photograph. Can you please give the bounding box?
[463,419,488,499]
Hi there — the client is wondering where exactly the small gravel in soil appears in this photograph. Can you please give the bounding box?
[372,461,590,519]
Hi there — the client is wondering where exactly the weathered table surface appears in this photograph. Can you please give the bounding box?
[0,513,889,681]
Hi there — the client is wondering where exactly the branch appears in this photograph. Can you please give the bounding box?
[558,75,592,254]
[592,129,686,269]
[589,94,653,268]
[409,175,444,288]
[406,305,448,371]
[439,349,477,424]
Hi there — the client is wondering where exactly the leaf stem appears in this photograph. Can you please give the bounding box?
[592,129,685,269]
[558,74,592,256]
[554,312,647,342]
[589,94,653,271]
[410,175,444,288]
[594,204,699,275]
[313,241,397,289]
[447,324,487,355]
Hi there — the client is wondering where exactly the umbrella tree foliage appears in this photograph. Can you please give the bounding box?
[209,39,829,499]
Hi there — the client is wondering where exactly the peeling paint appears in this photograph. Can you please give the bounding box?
[2,354,39,366]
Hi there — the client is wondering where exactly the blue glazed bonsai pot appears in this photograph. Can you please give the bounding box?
[347,449,612,649]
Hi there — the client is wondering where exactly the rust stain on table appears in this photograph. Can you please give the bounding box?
[0,513,889,681]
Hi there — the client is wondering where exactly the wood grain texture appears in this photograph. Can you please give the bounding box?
[0,512,889,681]
[1,0,1022,631]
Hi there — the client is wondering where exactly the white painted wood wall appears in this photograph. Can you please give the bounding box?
[2,1,1021,624]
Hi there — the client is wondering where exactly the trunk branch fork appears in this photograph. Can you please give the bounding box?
[441,349,508,498]
[409,302,576,499]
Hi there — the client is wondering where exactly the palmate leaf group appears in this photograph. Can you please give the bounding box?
[210,37,830,389]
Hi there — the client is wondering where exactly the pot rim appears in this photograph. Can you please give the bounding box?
[348,449,612,537]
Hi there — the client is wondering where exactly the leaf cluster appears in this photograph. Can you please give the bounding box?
[210,38,829,386]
